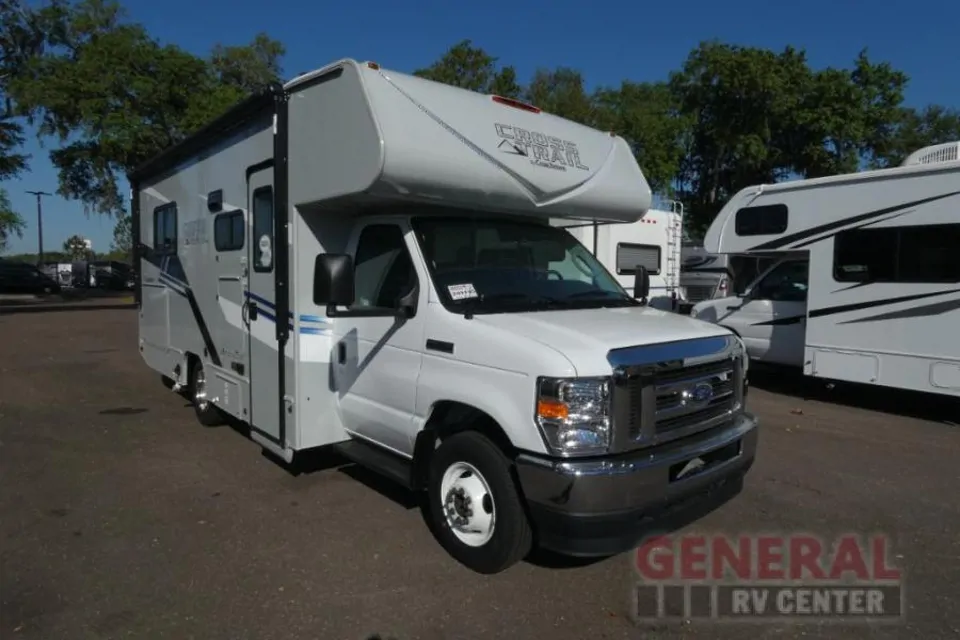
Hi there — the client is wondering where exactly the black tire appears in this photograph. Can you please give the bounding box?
[426,431,533,574]
[190,361,225,427]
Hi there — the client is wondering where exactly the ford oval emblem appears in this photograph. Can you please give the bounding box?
[689,382,714,404]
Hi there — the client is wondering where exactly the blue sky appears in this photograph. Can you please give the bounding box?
[3,0,958,255]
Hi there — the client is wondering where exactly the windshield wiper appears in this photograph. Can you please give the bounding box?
[566,289,618,299]
[566,290,636,303]
[461,292,565,319]
[564,290,640,307]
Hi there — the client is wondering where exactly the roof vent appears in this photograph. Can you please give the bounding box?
[901,141,960,167]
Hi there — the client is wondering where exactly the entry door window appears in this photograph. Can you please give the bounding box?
[753,261,808,302]
[351,225,417,313]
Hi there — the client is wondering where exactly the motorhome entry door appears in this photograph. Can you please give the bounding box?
[245,167,281,441]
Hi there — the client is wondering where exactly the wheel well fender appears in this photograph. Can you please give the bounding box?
[411,401,516,491]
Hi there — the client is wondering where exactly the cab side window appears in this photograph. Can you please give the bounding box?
[351,224,417,312]
[754,261,808,302]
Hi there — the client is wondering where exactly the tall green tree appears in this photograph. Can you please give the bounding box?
[790,51,908,177]
[414,40,522,98]
[0,187,27,252]
[870,104,960,168]
[592,81,690,196]
[110,213,131,257]
[524,67,594,124]
[0,0,71,179]
[210,32,285,94]
[669,41,815,231]
[7,0,285,216]
[62,233,89,259]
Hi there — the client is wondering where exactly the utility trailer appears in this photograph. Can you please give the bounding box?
[690,141,960,396]
[131,59,757,574]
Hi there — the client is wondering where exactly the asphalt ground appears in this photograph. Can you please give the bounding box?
[2,307,958,639]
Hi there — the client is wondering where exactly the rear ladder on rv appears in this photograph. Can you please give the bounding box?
[664,201,684,310]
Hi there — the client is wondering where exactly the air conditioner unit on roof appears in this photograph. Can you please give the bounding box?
[901,141,960,167]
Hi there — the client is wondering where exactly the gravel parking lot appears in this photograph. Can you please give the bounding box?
[2,307,958,639]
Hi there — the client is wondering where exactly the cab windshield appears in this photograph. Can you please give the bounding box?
[411,216,637,314]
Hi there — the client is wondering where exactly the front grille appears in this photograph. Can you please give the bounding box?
[622,357,740,443]
[683,284,718,302]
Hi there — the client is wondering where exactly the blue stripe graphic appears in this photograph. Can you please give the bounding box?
[152,276,327,335]
[243,291,330,334]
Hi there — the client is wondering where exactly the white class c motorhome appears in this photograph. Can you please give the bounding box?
[678,245,777,313]
[689,141,960,397]
[556,203,685,311]
[130,59,757,574]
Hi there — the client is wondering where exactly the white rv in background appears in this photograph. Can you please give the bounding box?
[678,245,776,312]
[556,202,684,311]
[130,58,757,574]
[690,141,960,397]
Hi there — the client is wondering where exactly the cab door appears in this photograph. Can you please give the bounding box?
[727,259,809,366]
[328,221,425,455]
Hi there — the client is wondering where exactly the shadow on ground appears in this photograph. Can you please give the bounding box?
[0,290,135,315]
[246,419,749,573]
[748,364,960,425]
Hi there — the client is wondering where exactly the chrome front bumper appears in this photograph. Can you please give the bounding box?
[515,412,758,556]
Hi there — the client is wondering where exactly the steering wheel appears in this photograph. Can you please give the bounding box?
[537,269,562,281]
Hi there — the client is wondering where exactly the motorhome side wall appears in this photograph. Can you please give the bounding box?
[800,169,960,394]
[137,115,276,423]
[286,64,385,450]
[600,217,665,293]
[560,211,677,309]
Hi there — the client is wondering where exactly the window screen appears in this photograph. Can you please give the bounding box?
[616,243,661,275]
[214,210,245,252]
[735,204,789,236]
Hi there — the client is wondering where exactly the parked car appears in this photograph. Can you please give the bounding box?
[0,260,62,295]
[89,260,133,290]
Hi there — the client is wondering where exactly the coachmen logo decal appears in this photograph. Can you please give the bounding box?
[494,123,589,172]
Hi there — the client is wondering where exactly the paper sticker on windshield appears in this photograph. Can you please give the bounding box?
[448,283,478,300]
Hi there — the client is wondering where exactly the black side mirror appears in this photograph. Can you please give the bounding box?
[633,265,650,301]
[396,284,419,320]
[313,254,354,308]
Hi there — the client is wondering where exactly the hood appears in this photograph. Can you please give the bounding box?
[475,304,732,376]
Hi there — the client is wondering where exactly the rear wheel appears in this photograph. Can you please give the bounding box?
[191,361,225,426]
[426,431,532,574]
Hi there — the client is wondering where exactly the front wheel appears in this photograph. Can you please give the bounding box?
[426,431,532,574]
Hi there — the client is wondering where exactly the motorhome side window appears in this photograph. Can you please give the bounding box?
[214,211,245,252]
[834,224,960,283]
[616,243,661,275]
[252,187,273,272]
[734,204,788,236]
[350,224,416,312]
[153,203,177,254]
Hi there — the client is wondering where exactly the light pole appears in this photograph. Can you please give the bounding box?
[25,190,52,267]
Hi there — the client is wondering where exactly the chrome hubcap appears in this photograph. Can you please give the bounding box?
[194,368,208,411]
[440,461,495,547]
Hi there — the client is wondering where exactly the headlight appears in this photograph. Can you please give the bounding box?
[535,377,611,456]
[734,335,749,376]
[732,335,749,400]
